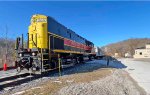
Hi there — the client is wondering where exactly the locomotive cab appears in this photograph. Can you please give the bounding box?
[28,15,48,49]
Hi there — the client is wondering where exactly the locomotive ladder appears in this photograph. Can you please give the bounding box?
[40,48,49,73]
[40,35,62,75]
[40,49,62,76]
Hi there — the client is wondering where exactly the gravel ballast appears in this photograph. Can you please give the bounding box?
[58,69,146,95]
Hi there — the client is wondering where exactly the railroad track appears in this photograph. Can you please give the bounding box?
[0,70,61,91]
[0,73,36,91]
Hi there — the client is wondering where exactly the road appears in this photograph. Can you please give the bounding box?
[119,58,150,95]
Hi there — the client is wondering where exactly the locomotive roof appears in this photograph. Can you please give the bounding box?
[48,16,93,44]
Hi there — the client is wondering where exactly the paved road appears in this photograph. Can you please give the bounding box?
[119,58,150,95]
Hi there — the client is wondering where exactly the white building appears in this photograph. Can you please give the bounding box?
[114,53,119,58]
[133,44,150,58]
[125,53,132,58]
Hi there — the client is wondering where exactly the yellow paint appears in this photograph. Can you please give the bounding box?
[28,14,48,49]
[53,49,84,54]
[48,32,64,39]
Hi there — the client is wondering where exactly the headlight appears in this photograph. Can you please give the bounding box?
[19,53,22,57]
[32,52,36,56]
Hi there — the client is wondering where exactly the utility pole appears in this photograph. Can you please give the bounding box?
[2,25,8,71]
[5,25,8,64]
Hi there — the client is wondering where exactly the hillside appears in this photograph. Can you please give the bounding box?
[101,38,150,57]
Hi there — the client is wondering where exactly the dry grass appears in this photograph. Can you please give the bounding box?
[20,68,112,95]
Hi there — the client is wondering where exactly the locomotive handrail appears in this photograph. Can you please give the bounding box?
[40,48,43,73]
[58,54,61,76]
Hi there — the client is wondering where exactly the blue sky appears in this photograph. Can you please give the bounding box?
[0,1,150,46]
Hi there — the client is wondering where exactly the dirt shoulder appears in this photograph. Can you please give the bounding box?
[133,58,150,62]
[11,68,146,95]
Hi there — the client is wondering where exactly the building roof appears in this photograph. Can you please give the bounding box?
[136,47,145,49]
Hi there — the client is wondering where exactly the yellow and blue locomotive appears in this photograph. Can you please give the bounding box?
[15,14,96,74]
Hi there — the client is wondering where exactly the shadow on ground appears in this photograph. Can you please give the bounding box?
[47,57,127,77]
[107,57,127,69]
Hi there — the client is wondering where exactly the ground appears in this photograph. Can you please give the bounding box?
[1,59,147,95]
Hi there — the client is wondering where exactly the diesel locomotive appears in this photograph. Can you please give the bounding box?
[15,14,96,74]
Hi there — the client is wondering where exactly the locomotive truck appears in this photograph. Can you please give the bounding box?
[15,14,96,74]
